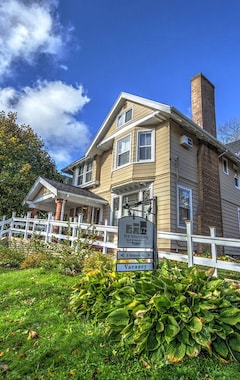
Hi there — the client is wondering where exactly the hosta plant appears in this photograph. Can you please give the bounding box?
[71,259,240,363]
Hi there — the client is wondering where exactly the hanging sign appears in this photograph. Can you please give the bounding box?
[118,216,154,248]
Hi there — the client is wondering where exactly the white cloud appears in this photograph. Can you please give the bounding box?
[0,80,91,168]
[0,0,69,77]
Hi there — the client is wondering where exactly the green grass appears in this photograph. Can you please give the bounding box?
[0,268,240,379]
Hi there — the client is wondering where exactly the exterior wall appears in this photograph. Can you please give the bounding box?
[219,157,240,251]
[169,121,199,232]
[153,122,171,250]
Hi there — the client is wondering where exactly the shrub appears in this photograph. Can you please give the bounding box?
[20,253,49,269]
[71,259,240,363]
[0,241,26,268]
[82,251,115,274]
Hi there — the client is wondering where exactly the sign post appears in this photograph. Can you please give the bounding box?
[116,197,158,273]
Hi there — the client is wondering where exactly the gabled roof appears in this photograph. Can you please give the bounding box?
[62,92,240,174]
[23,176,107,208]
[225,140,240,157]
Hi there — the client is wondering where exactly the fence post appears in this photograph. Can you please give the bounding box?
[0,215,6,238]
[209,226,217,277]
[24,211,31,240]
[45,212,52,243]
[9,212,16,239]
[186,221,193,267]
[103,220,108,254]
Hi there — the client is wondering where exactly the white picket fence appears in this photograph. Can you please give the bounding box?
[1,214,240,276]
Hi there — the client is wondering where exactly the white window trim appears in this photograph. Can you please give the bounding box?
[136,129,155,162]
[117,107,133,128]
[177,185,193,229]
[115,134,131,169]
[77,160,93,186]
[233,165,240,189]
[223,157,229,175]
[111,185,153,225]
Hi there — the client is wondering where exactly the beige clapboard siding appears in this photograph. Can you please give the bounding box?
[93,150,112,195]
[170,122,198,184]
[111,165,133,186]
[153,122,171,249]
[170,122,199,235]
[132,163,156,179]
[104,102,155,140]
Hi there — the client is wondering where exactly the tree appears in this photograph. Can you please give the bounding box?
[0,111,62,216]
[218,118,240,144]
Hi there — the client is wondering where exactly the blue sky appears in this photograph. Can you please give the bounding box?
[0,0,240,169]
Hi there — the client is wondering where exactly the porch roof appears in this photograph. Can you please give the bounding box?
[23,176,108,211]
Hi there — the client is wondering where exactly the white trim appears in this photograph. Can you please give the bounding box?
[98,111,159,151]
[136,129,155,162]
[223,157,229,175]
[117,107,133,128]
[115,134,131,169]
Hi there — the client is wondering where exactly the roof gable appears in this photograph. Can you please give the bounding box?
[23,176,107,206]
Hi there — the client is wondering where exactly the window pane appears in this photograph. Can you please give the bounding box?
[178,187,191,227]
[125,109,132,122]
[122,193,138,216]
[138,132,152,161]
[117,136,130,167]
[117,113,125,127]
[118,151,129,166]
[139,147,151,160]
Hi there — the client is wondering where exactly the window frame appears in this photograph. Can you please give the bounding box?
[223,157,229,175]
[233,165,240,189]
[111,187,152,225]
[115,134,131,168]
[177,185,193,229]
[136,129,155,162]
[117,108,133,128]
[77,160,93,186]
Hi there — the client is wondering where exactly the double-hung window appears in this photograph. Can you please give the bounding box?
[85,161,93,183]
[177,186,192,228]
[77,161,93,186]
[223,158,229,174]
[137,130,154,161]
[233,165,240,188]
[116,135,130,167]
[117,108,133,127]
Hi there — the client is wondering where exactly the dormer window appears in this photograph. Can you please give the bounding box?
[117,108,133,127]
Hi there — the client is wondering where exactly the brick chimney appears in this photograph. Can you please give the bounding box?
[191,73,216,137]
[192,73,223,243]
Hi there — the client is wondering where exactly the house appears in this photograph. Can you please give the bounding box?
[24,73,240,252]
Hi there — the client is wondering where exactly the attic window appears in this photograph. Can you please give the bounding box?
[117,108,133,127]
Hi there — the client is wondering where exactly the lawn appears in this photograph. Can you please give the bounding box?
[0,268,240,379]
